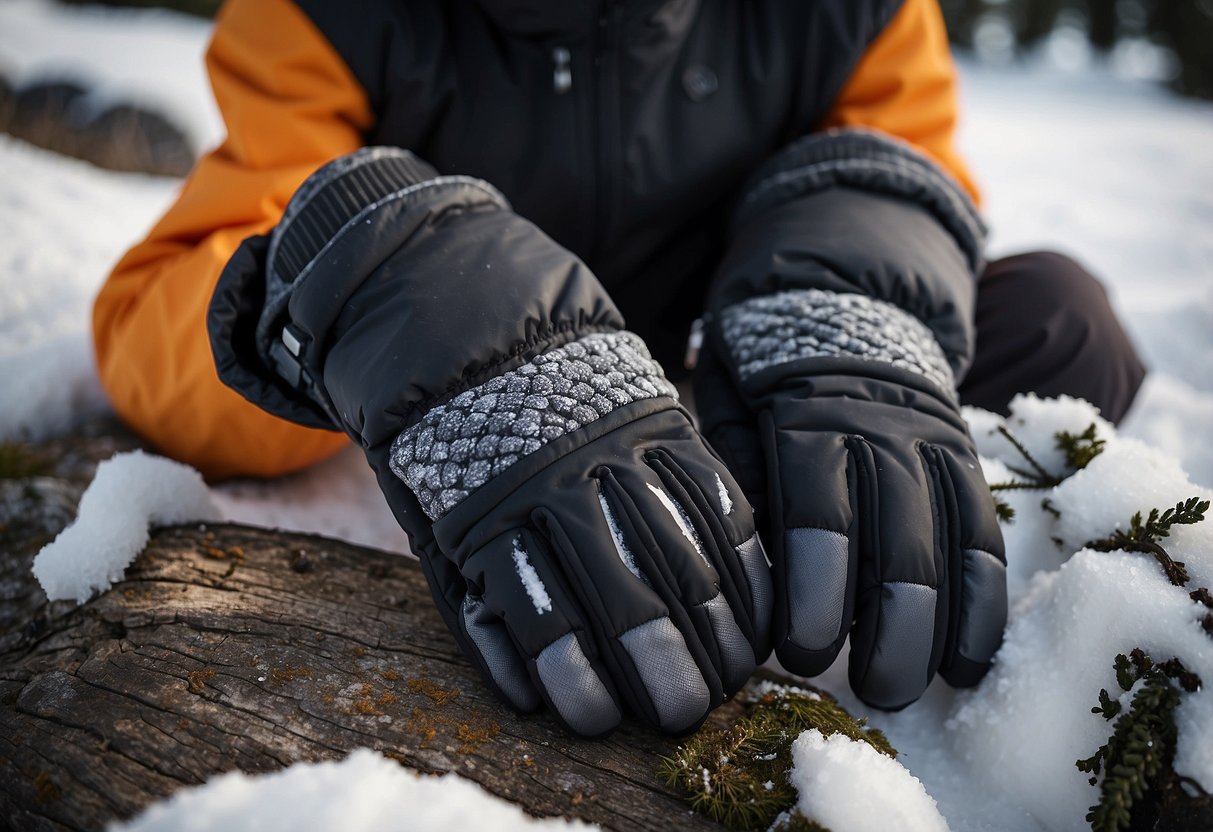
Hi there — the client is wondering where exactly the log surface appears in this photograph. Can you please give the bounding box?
[0,435,729,832]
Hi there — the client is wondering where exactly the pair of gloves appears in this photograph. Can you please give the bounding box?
[209,131,1006,737]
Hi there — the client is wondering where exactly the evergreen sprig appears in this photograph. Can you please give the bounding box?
[987,423,1108,522]
[658,685,894,831]
[1077,649,1202,832]
[1057,424,1107,472]
[993,496,1016,523]
[1086,497,1209,587]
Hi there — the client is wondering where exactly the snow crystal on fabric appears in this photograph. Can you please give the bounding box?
[720,289,955,393]
[646,483,710,566]
[511,535,551,615]
[715,472,734,515]
[597,483,647,584]
[390,331,677,520]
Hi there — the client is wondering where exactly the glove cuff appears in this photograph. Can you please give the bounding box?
[733,128,986,274]
[267,147,445,288]
[719,288,955,394]
[254,148,514,419]
[390,331,678,520]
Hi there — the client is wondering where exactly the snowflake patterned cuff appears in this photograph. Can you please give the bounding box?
[719,289,955,394]
[390,332,678,520]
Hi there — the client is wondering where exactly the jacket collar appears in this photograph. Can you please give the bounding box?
[471,0,692,40]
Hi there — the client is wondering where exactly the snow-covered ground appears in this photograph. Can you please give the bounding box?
[2,1,1212,830]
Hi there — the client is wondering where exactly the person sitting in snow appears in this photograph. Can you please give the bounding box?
[93,0,1146,736]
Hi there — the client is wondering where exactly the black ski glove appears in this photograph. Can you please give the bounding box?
[208,148,772,736]
[696,130,1007,710]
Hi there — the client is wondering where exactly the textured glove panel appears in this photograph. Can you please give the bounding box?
[719,289,955,393]
[391,332,678,520]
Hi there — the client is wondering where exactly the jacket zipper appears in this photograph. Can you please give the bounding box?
[552,46,572,94]
[591,3,622,264]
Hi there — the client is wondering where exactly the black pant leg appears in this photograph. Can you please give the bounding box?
[958,251,1147,424]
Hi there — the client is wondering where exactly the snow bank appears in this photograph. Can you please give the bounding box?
[32,450,220,603]
[0,333,108,441]
[1124,375,1213,491]
[0,0,222,151]
[0,135,178,441]
[946,396,1213,830]
[790,730,949,832]
[111,748,597,832]
[948,551,1213,831]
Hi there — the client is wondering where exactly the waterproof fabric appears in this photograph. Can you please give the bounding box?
[697,130,1007,709]
[210,147,773,736]
[93,0,976,479]
[959,251,1147,424]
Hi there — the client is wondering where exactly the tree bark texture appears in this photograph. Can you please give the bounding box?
[0,432,733,832]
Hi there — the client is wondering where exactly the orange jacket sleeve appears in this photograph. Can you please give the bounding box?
[93,0,374,480]
[819,0,981,204]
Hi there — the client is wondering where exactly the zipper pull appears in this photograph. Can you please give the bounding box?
[684,317,706,370]
[552,46,572,94]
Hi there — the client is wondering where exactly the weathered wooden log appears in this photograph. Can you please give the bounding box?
[0,437,735,832]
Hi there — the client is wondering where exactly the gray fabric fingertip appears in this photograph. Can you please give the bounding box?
[698,593,756,694]
[736,532,773,649]
[619,617,711,733]
[957,548,1007,663]
[461,596,541,711]
[856,582,938,709]
[784,527,850,651]
[535,633,620,736]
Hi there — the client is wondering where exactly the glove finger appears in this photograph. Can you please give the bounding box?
[458,594,541,712]
[642,450,765,681]
[847,439,943,710]
[646,444,773,659]
[414,545,540,712]
[462,527,621,737]
[537,504,713,734]
[600,463,753,701]
[763,415,856,676]
[935,449,1008,688]
[693,341,769,522]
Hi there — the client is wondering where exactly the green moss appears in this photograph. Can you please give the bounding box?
[658,682,895,831]
[0,441,50,480]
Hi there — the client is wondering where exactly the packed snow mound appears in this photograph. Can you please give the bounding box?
[948,394,1213,831]
[110,748,598,832]
[791,729,949,832]
[32,450,220,603]
[948,552,1213,832]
